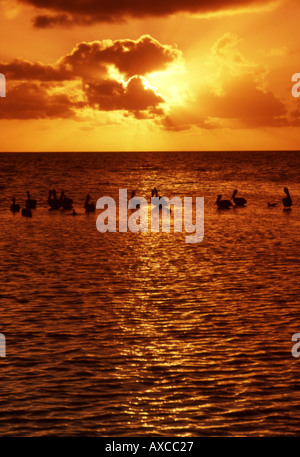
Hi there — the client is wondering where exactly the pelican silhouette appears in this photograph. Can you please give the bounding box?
[25,191,37,209]
[215,195,232,209]
[59,190,73,210]
[84,194,95,213]
[48,190,60,210]
[231,189,247,207]
[282,187,292,209]
[10,197,20,213]
[151,187,158,197]
[22,207,32,217]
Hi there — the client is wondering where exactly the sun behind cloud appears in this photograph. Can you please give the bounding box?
[1,0,300,151]
[0,35,184,122]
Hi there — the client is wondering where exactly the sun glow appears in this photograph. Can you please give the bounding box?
[147,71,189,109]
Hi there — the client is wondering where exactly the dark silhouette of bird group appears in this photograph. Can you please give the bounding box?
[216,188,293,210]
[10,192,36,217]
[48,189,73,210]
[9,187,294,216]
[10,190,96,217]
[10,192,37,217]
[215,189,247,209]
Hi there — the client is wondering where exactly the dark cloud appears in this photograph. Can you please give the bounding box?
[0,82,80,119]
[85,76,164,113]
[0,36,173,120]
[0,78,164,120]
[0,60,72,81]
[0,36,180,81]
[17,0,275,28]
[61,35,181,79]
[33,13,76,28]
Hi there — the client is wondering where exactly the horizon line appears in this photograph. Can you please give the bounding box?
[0,150,300,154]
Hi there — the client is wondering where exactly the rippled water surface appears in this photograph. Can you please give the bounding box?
[0,151,299,436]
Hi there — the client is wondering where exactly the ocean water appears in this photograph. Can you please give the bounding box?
[0,150,299,436]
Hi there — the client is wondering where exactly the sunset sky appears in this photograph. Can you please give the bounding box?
[0,0,300,151]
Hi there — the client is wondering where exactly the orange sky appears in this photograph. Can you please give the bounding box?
[0,0,300,151]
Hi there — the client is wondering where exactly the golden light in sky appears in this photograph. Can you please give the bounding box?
[0,0,300,151]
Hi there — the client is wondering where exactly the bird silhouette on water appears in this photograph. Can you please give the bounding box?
[215,195,232,209]
[84,195,95,213]
[59,190,73,210]
[25,191,37,209]
[231,189,247,207]
[282,187,292,210]
[22,207,32,217]
[151,187,159,197]
[10,197,20,213]
[48,189,60,210]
